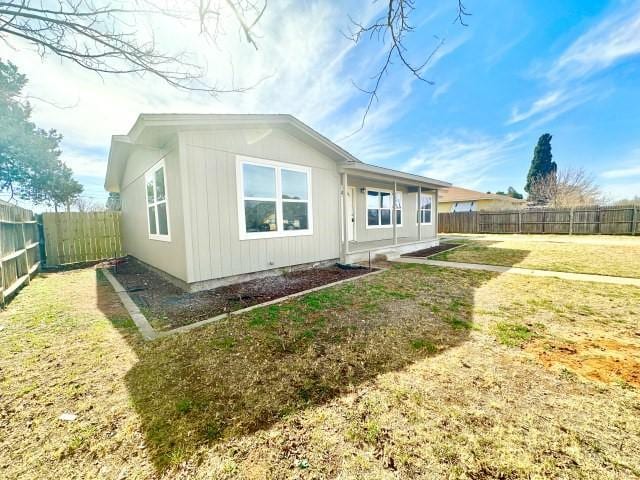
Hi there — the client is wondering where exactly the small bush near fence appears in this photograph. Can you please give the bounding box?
[439,205,640,235]
[0,202,40,304]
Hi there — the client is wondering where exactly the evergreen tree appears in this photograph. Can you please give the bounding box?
[525,133,556,196]
[0,59,83,208]
[507,186,523,199]
[106,192,121,211]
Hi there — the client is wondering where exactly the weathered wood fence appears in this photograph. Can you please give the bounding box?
[41,211,124,266]
[439,205,640,235]
[0,202,40,303]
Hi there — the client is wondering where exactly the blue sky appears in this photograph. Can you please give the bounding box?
[2,0,639,208]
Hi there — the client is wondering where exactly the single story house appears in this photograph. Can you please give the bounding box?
[105,114,451,291]
[439,186,526,212]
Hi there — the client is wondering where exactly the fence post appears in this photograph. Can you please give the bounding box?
[0,214,4,306]
[20,222,30,286]
[596,206,601,234]
[569,208,574,235]
[632,206,638,236]
[475,211,480,233]
[518,210,522,233]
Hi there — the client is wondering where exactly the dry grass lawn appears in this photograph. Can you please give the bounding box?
[1,263,639,479]
[433,234,640,278]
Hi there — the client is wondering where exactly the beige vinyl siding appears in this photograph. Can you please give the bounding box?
[349,178,437,242]
[120,145,188,281]
[179,127,340,283]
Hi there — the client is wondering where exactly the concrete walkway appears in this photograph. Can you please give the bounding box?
[395,257,640,287]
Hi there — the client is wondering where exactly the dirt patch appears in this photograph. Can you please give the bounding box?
[108,257,374,330]
[526,338,640,388]
[401,242,461,258]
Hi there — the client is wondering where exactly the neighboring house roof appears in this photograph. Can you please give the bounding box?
[105,114,451,192]
[438,186,526,204]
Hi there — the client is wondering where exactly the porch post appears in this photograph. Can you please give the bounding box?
[433,189,438,241]
[418,185,422,241]
[341,172,349,261]
[392,180,398,246]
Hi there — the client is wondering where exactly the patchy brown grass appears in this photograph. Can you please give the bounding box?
[527,339,640,388]
[433,234,640,278]
[1,264,639,479]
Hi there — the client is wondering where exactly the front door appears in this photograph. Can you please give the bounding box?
[346,187,356,241]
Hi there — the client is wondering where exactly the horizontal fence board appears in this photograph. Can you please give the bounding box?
[439,204,640,236]
[42,211,124,266]
[0,202,39,304]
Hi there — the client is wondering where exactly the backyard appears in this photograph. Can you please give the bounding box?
[1,235,640,479]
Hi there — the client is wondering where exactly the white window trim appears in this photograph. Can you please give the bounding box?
[365,188,403,229]
[236,155,313,240]
[418,192,433,225]
[145,158,171,242]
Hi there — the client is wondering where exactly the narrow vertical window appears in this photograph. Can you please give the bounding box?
[145,160,171,241]
[419,192,432,225]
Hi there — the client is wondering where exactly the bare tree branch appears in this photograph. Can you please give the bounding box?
[455,0,471,26]
[344,0,469,135]
[0,0,267,95]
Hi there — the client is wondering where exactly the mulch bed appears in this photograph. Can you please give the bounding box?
[401,242,461,258]
[108,257,374,331]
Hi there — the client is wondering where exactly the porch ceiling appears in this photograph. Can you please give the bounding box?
[340,162,451,189]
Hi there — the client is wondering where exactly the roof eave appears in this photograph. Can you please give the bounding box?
[341,162,451,188]
[104,135,133,192]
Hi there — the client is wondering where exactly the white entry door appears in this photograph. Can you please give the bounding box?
[346,187,356,241]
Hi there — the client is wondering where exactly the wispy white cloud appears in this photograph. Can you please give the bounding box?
[61,148,108,178]
[508,90,566,124]
[401,132,524,188]
[549,3,640,81]
[600,148,640,179]
[507,2,640,128]
[431,81,451,100]
[600,182,640,201]
[601,165,640,179]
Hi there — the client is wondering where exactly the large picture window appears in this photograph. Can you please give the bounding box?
[237,156,312,239]
[366,188,402,228]
[145,160,170,241]
[419,192,433,224]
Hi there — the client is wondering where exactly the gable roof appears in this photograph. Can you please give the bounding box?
[105,114,451,191]
[438,186,526,204]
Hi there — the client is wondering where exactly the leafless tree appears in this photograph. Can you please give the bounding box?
[346,0,470,130]
[74,196,105,212]
[528,168,603,207]
[615,196,640,206]
[0,0,267,94]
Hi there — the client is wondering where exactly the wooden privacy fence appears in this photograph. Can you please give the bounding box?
[439,204,640,235]
[42,211,124,266]
[0,203,40,303]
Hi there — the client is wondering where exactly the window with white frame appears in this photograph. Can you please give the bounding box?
[419,192,433,224]
[145,160,170,241]
[237,156,312,239]
[367,188,402,228]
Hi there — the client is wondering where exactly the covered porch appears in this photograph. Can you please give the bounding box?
[339,162,451,264]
